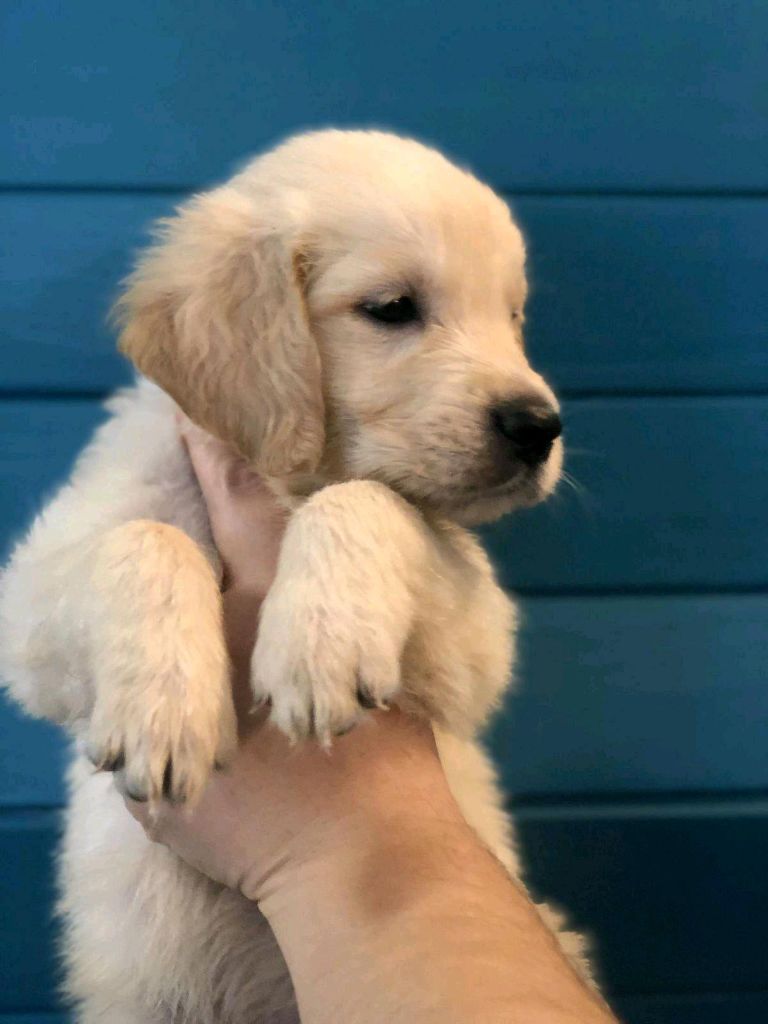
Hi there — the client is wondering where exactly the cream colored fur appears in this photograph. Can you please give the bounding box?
[0,130,591,1023]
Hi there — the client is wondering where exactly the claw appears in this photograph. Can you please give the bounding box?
[102,750,125,772]
[124,781,148,803]
[356,684,379,709]
[86,745,125,773]
[162,760,174,800]
[357,683,391,710]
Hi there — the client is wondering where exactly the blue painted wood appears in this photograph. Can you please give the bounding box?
[2,0,764,1015]
[483,396,768,592]
[517,800,768,995]
[1,397,767,591]
[4,592,768,807]
[0,812,62,1013]
[3,193,768,394]
[518,196,768,394]
[4,805,768,1006]
[0,400,108,563]
[1,1017,67,1024]
[3,997,768,1024]
[0,194,168,392]
[4,996,768,1024]
[615,992,768,1024]
[492,593,768,798]
[0,700,67,807]
[2,1,766,189]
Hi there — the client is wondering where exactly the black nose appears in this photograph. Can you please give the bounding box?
[490,401,562,467]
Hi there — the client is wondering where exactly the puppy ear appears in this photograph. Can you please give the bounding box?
[115,188,324,475]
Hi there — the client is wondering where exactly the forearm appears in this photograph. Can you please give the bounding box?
[257,777,615,1024]
[129,609,615,1024]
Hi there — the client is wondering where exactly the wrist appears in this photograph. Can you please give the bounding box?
[254,801,478,910]
[254,807,487,1018]
[239,714,473,909]
[259,813,615,1024]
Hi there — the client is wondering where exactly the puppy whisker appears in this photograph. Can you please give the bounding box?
[553,470,599,517]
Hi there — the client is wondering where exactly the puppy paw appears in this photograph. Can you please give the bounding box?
[251,579,403,746]
[86,642,236,805]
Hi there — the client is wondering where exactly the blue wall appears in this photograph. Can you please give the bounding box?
[1,2,767,1021]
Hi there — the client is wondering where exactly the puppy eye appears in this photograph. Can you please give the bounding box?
[359,296,420,327]
[511,309,522,322]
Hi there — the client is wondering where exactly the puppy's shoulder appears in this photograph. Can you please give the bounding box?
[73,377,179,484]
[20,377,209,552]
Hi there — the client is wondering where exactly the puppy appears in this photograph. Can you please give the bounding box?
[0,130,591,1022]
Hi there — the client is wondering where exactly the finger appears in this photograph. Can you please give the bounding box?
[178,413,272,507]
[177,414,235,465]
[121,789,162,841]
[179,416,241,498]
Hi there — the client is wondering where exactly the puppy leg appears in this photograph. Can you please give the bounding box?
[1,519,235,803]
[435,728,520,874]
[252,482,516,742]
[84,520,236,803]
[402,522,517,736]
[62,764,296,1024]
[251,481,431,743]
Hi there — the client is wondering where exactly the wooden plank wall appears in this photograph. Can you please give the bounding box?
[1,2,766,1020]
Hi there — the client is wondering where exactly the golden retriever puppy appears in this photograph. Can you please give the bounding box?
[0,130,589,1023]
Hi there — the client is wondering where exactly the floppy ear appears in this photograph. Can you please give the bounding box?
[115,188,324,475]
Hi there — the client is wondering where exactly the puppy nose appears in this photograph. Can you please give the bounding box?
[490,401,562,467]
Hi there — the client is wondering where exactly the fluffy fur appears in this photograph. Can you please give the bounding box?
[0,130,591,1022]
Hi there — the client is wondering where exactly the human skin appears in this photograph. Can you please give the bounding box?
[126,421,617,1024]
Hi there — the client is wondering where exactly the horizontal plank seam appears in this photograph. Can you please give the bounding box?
[511,787,768,809]
[0,389,112,402]
[9,791,768,820]
[559,388,768,400]
[2,389,768,404]
[4,994,768,1015]
[0,807,62,821]
[2,184,768,199]
[513,797,768,821]
[3,992,768,1014]
[0,1014,66,1020]
[613,985,768,1000]
[511,187,768,200]
[513,584,768,598]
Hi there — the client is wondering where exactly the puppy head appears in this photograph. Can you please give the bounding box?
[115,186,323,475]
[117,129,562,522]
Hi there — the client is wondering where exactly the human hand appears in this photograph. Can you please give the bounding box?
[128,418,456,903]
[178,416,287,716]
[125,419,617,1024]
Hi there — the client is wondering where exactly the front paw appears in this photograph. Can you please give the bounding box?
[251,580,404,746]
[86,643,237,805]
